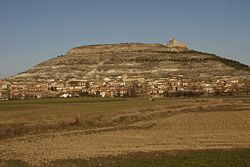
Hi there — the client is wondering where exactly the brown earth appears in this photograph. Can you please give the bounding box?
[0,98,250,166]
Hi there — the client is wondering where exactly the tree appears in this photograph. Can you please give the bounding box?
[127,83,137,97]
[96,90,101,97]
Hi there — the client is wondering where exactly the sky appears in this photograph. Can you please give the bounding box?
[0,0,250,79]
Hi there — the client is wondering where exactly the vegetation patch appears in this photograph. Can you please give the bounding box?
[0,160,31,167]
[47,149,250,167]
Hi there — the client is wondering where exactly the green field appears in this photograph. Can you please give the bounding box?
[0,96,250,139]
[0,97,192,138]
[0,98,166,124]
[1,96,248,124]
[48,149,250,167]
[1,149,250,167]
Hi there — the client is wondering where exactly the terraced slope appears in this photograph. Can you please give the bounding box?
[9,42,250,80]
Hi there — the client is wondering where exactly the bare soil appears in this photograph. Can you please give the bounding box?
[0,98,250,166]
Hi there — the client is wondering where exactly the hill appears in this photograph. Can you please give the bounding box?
[1,39,250,99]
[9,39,250,80]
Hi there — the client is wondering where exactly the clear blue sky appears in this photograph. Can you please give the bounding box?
[0,0,250,79]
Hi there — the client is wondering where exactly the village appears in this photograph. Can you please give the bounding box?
[0,74,249,100]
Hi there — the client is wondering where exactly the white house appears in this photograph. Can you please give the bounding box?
[59,93,72,98]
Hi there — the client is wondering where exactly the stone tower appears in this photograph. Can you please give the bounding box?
[165,38,188,52]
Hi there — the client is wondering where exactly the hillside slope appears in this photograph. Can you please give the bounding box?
[9,40,250,81]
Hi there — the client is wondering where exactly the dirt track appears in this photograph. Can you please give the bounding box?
[0,98,250,165]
